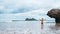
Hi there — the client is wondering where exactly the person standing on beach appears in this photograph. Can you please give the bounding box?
[40,18,44,24]
[40,18,44,30]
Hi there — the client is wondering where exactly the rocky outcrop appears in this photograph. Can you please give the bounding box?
[47,9,60,23]
[25,18,37,21]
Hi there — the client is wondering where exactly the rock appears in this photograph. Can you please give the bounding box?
[47,9,60,23]
[25,18,38,21]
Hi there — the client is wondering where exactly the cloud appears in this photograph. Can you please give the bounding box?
[11,5,39,14]
[0,0,60,21]
[0,0,42,14]
[0,9,55,22]
[0,0,60,14]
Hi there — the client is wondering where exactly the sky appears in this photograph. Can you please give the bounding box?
[0,0,60,21]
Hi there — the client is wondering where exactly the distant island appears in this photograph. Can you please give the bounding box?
[25,18,38,21]
[12,18,38,21]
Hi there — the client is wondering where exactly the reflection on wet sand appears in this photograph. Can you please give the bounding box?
[41,24,45,34]
[14,32,16,34]
[47,23,60,30]
[51,23,60,29]
[55,23,60,27]
[41,24,44,30]
[1,21,60,34]
[40,22,60,34]
[48,23,60,34]
[55,23,60,30]
[29,32,32,34]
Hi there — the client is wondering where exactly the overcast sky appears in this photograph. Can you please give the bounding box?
[0,0,60,21]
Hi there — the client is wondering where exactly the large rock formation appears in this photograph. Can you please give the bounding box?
[47,9,60,23]
[25,18,37,21]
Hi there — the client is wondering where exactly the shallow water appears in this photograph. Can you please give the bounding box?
[0,21,60,34]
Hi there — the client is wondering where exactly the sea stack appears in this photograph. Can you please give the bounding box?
[47,9,60,23]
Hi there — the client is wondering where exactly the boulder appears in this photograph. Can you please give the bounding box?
[47,9,60,23]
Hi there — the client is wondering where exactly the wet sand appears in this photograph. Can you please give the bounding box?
[0,21,60,34]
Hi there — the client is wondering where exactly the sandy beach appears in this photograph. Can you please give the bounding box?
[0,21,60,34]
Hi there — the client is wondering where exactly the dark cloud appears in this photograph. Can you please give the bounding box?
[0,10,3,14]
[11,6,39,14]
[0,4,39,14]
